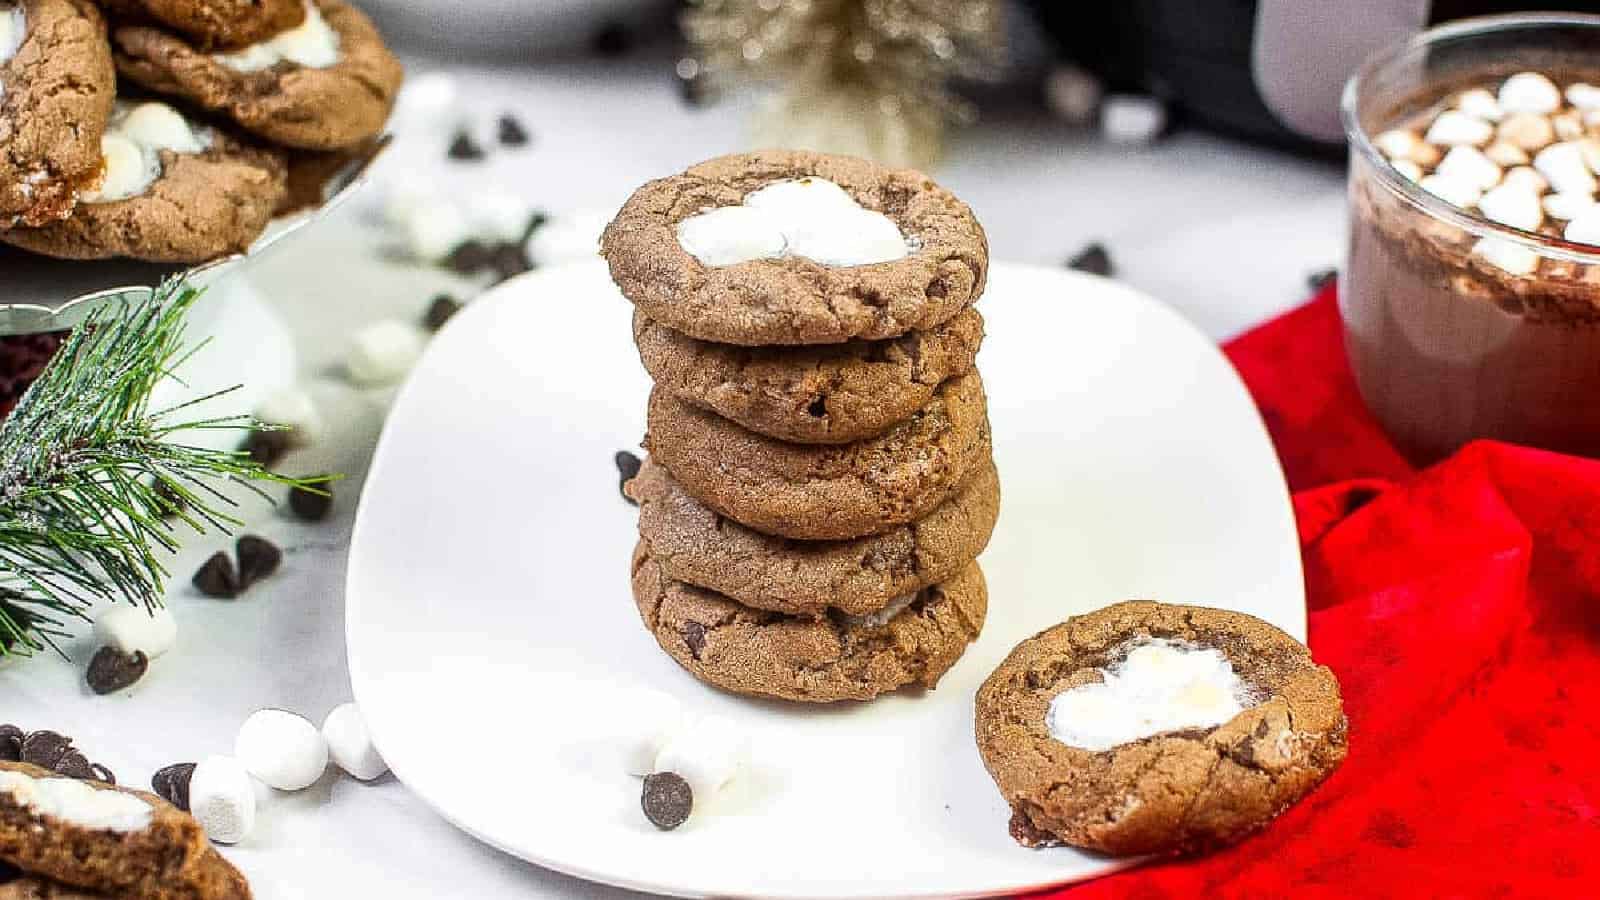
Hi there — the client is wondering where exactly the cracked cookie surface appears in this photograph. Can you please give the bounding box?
[602,149,988,347]
[632,541,987,703]
[628,457,999,617]
[96,0,305,49]
[0,0,115,227]
[634,306,983,444]
[974,601,1347,856]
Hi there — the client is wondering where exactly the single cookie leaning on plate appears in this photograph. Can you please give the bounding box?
[0,99,286,262]
[0,0,116,227]
[0,761,251,899]
[110,0,402,150]
[95,0,305,49]
[975,601,1347,857]
[632,541,987,702]
[602,149,989,347]
[646,370,991,540]
[628,458,999,618]
[634,306,984,445]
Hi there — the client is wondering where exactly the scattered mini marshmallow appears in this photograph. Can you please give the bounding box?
[1477,182,1544,232]
[1425,110,1493,147]
[321,703,388,781]
[1435,145,1502,192]
[1498,72,1562,116]
[188,755,256,844]
[1484,141,1530,167]
[1043,63,1102,126]
[1535,141,1598,195]
[652,714,750,801]
[1472,237,1540,276]
[523,208,612,267]
[675,207,786,267]
[1456,88,1504,122]
[1496,112,1555,152]
[235,709,329,791]
[1374,128,1419,160]
[617,688,688,777]
[92,604,176,659]
[402,201,471,263]
[254,385,322,446]
[467,193,532,243]
[1418,173,1482,210]
[1544,191,1597,221]
[1389,158,1423,182]
[389,71,461,133]
[1568,82,1600,110]
[1565,205,1600,246]
[1100,95,1167,144]
[345,320,427,387]
[1502,166,1549,195]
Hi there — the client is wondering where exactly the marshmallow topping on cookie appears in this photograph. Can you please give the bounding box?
[0,768,152,832]
[215,0,337,72]
[676,176,917,268]
[0,3,23,66]
[83,100,212,203]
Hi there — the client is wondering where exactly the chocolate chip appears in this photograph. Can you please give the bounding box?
[1066,242,1114,277]
[590,22,632,58]
[641,772,693,830]
[89,763,116,785]
[682,622,707,660]
[497,114,531,147]
[53,749,94,778]
[677,67,711,107]
[87,646,148,695]
[242,428,292,468]
[489,242,531,283]
[236,535,282,587]
[289,482,333,522]
[0,725,21,761]
[19,730,70,768]
[521,211,548,243]
[152,762,196,811]
[1307,267,1338,293]
[448,130,486,162]
[423,294,462,332]
[615,450,642,505]
[152,479,187,518]
[192,551,241,598]
[445,240,495,275]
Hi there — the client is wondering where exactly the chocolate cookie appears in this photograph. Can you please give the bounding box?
[96,0,304,49]
[632,542,987,702]
[0,102,286,262]
[646,370,991,541]
[112,0,402,150]
[634,306,984,444]
[628,458,999,617]
[0,0,116,227]
[974,601,1347,857]
[0,873,110,898]
[602,150,988,346]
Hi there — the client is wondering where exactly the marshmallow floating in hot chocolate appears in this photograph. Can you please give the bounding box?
[1045,638,1256,752]
[93,604,177,659]
[1499,72,1563,116]
[1472,238,1540,277]
[1426,110,1494,147]
[676,177,914,268]
[187,755,255,844]
[1478,182,1544,232]
[216,0,339,73]
[1534,141,1598,196]
[235,709,328,791]
[83,102,212,204]
[0,769,152,832]
[0,3,23,65]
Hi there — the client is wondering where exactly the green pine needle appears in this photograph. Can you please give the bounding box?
[0,278,322,658]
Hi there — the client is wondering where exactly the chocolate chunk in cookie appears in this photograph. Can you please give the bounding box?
[646,370,991,541]
[632,542,987,703]
[629,458,999,617]
[0,0,116,227]
[0,99,286,262]
[97,0,305,50]
[602,150,988,346]
[112,0,403,151]
[634,306,984,445]
[974,601,1347,856]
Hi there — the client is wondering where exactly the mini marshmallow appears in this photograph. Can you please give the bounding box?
[1473,237,1540,276]
[1419,173,1482,210]
[345,320,426,387]
[235,709,329,791]
[1498,72,1562,115]
[188,756,256,844]
[1389,158,1423,182]
[617,688,688,777]
[653,714,749,800]
[1435,145,1502,192]
[1477,182,1544,232]
[1043,63,1102,126]
[1553,110,1585,142]
[0,5,23,64]
[1374,129,1420,160]
[1099,94,1167,144]
[1535,142,1599,195]
[1484,141,1530,167]
[391,71,460,132]
[1568,82,1600,110]
[675,207,787,267]
[321,703,388,781]
[523,208,611,267]
[93,604,176,659]
[1456,88,1504,122]
[120,103,206,155]
[1543,191,1597,221]
[1425,110,1493,147]
[467,193,532,243]
[1496,112,1555,152]
[217,0,339,72]
[401,201,470,262]
[1564,205,1600,246]
[1502,166,1549,195]
[254,385,322,446]
[86,135,160,204]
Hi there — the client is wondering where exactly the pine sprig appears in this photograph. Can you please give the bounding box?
[0,279,318,657]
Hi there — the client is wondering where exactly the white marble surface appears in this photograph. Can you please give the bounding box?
[1,52,1347,899]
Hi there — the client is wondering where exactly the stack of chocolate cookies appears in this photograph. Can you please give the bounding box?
[603,150,998,703]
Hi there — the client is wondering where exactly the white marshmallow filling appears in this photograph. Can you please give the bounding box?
[0,3,24,67]
[216,1,340,73]
[676,176,918,268]
[83,101,213,204]
[0,769,152,832]
[1046,637,1258,752]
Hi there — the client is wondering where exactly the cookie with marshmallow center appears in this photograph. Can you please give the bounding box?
[974,601,1346,856]
[0,0,116,228]
[602,150,988,347]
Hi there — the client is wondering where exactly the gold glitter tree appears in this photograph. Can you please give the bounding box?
[680,0,1005,169]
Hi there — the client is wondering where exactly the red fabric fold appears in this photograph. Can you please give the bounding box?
[1032,287,1600,899]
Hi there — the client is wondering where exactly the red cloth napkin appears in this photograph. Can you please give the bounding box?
[1033,286,1600,899]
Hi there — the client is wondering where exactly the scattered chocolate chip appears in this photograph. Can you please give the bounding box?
[590,22,633,58]
[1066,242,1114,277]
[677,66,710,107]
[236,535,283,587]
[19,730,70,768]
[87,646,148,695]
[289,482,333,522]
[1307,267,1338,293]
[682,622,707,660]
[497,114,531,147]
[521,211,549,243]
[0,725,22,761]
[242,428,292,469]
[423,294,462,332]
[152,762,196,811]
[489,242,531,283]
[641,772,693,830]
[615,450,642,505]
[192,551,241,599]
[152,479,187,518]
[89,763,116,785]
[448,130,486,162]
[445,239,495,275]
[53,749,94,778]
